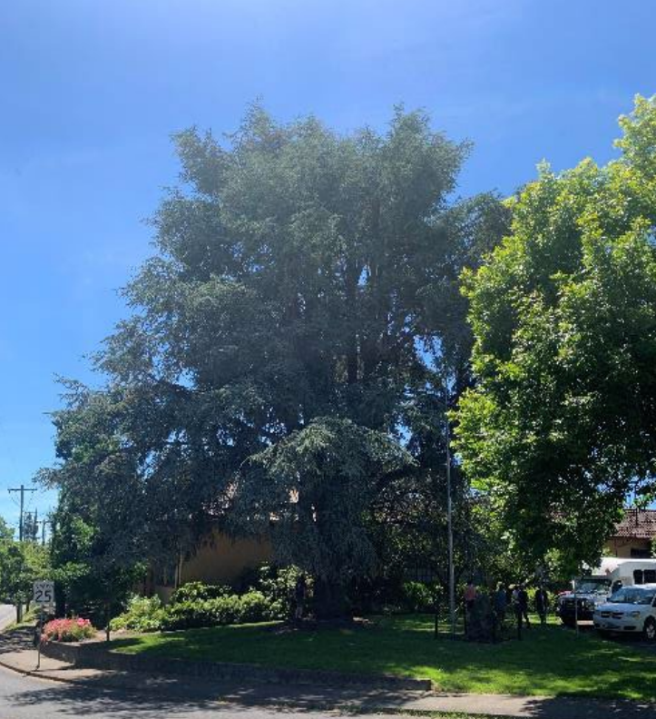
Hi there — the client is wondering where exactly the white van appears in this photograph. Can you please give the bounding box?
[593,583,656,639]
[556,557,656,626]
[593,557,656,589]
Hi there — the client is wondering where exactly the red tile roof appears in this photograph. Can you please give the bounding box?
[613,510,656,540]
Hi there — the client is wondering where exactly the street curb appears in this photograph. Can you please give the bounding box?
[0,655,79,685]
[0,658,513,718]
[42,639,433,691]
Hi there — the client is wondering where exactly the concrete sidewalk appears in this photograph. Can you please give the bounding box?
[2,628,656,719]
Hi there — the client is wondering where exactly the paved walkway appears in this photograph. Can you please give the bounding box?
[2,627,656,718]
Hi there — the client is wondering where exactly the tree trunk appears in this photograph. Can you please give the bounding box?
[314,578,349,620]
[105,601,111,643]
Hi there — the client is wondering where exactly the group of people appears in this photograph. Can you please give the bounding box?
[465,580,550,629]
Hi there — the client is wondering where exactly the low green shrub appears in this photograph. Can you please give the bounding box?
[238,591,271,623]
[160,600,213,630]
[110,594,166,632]
[170,581,231,604]
[400,581,437,613]
[110,580,280,634]
[161,591,272,631]
[240,564,307,619]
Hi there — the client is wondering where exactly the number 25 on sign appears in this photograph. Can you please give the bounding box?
[33,581,54,605]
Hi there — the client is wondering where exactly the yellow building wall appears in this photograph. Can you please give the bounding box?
[179,531,273,586]
[604,537,651,558]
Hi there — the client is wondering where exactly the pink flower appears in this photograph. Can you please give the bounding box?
[43,617,96,643]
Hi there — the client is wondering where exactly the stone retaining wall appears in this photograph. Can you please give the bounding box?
[41,639,431,690]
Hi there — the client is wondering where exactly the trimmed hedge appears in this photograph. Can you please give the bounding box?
[111,587,277,633]
[161,591,272,630]
[169,581,232,604]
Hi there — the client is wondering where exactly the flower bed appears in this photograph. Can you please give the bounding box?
[42,617,96,643]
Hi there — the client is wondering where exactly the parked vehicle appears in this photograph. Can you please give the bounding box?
[556,577,612,626]
[593,584,656,640]
[556,558,656,627]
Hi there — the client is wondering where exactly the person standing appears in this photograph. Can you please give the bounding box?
[535,586,549,626]
[494,583,507,624]
[464,580,477,612]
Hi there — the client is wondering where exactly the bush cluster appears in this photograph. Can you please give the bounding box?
[110,581,283,633]
[43,617,96,643]
[169,581,231,604]
[109,595,166,632]
[161,590,272,630]
[399,581,436,613]
[242,564,307,619]
[110,569,437,635]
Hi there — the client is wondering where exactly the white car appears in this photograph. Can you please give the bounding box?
[593,584,656,640]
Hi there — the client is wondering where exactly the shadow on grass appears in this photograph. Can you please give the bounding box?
[108,617,656,703]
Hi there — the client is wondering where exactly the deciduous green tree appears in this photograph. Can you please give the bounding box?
[0,527,51,622]
[456,95,656,571]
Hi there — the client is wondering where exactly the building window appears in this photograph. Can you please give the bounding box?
[631,548,651,559]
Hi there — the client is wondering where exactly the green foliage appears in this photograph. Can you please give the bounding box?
[39,384,150,630]
[456,95,656,570]
[111,615,656,702]
[109,595,166,633]
[49,499,147,625]
[170,581,231,604]
[244,564,308,619]
[161,591,274,630]
[0,532,51,609]
[41,106,505,615]
[111,585,279,633]
[234,417,413,617]
[0,516,13,541]
[399,581,436,613]
[367,463,500,598]
[43,617,96,643]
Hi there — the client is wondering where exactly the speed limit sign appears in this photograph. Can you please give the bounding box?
[33,581,55,605]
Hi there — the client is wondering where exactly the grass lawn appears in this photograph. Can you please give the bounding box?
[110,614,656,701]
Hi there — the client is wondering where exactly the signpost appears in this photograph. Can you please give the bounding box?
[33,581,54,669]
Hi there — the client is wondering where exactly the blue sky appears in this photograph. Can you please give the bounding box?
[1,0,655,534]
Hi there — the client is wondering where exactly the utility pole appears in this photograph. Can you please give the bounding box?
[40,518,49,546]
[445,403,456,636]
[8,485,37,542]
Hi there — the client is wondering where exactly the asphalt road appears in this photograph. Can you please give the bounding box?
[0,666,377,719]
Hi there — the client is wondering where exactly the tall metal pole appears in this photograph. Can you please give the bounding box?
[445,402,456,635]
[8,484,36,542]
